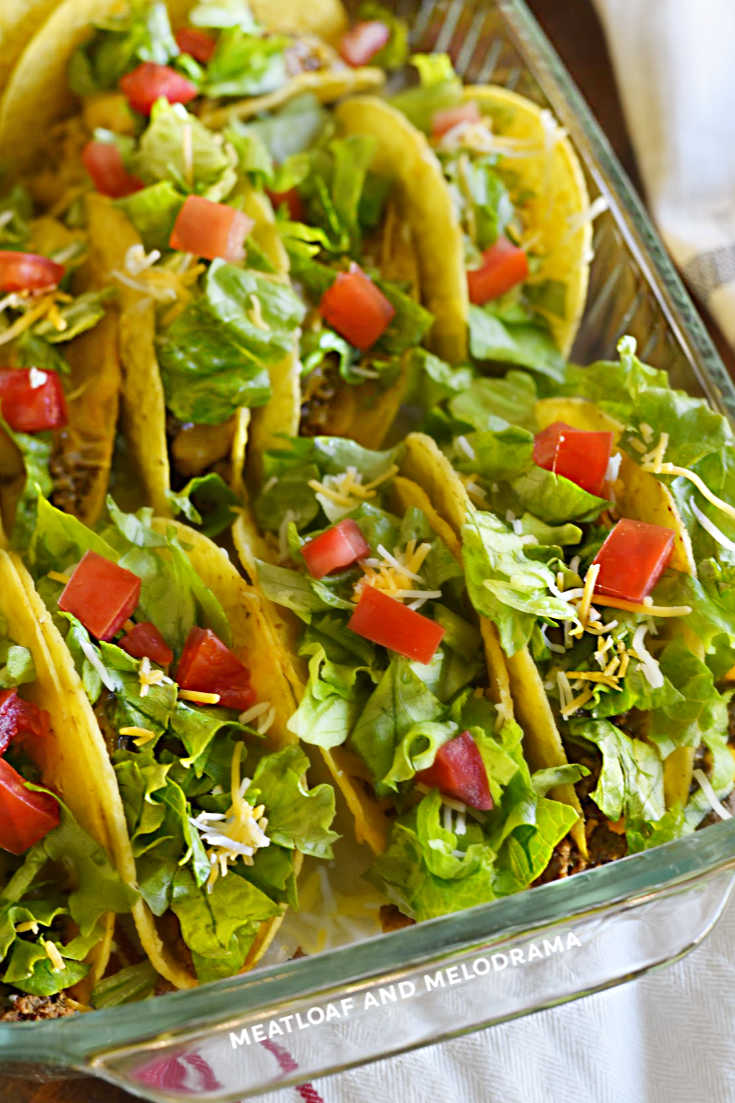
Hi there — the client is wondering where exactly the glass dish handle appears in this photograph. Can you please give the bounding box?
[90,868,734,1102]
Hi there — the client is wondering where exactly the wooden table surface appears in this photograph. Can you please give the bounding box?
[2,3,731,1101]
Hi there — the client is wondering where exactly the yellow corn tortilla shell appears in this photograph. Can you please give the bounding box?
[535,396,695,574]
[234,448,525,858]
[0,0,360,173]
[85,194,172,516]
[463,85,591,357]
[336,96,468,364]
[298,191,421,447]
[398,432,586,853]
[534,397,624,441]
[612,455,696,574]
[0,0,61,97]
[28,519,303,989]
[2,549,119,988]
[0,209,118,530]
[201,66,384,130]
[250,0,347,42]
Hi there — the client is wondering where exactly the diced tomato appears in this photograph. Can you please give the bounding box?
[266,187,304,221]
[533,421,613,497]
[431,101,481,139]
[0,759,59,854]
[348,586,445,664]
[466,235,528,305]
[0,252,64,293]
[58,551,141,641]
[416,730,493,810]
[119,62,198,115]
[81,140,143,198]
[120,622,174,667]
[339,21,390,66]
[0,690,50,757]
[169,195,254,263]
[0,369,67,433]
[592,518,675,603]
[175,26,217,64]
[301,520,370,579]
[320,263,395,350]
[175,627,256,711]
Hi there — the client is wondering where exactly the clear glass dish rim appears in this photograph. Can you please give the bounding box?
[2,0,735,1061]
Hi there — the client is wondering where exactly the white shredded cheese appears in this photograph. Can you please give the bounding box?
[79,634,117,692]
[29,367,47,389]
[693,768,732,821]
[631,624,664,689]
[605,452,622,483]
[690,499,735,553]
[456,435,476,461]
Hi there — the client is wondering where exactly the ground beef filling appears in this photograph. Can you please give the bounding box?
[0,993,80,1021]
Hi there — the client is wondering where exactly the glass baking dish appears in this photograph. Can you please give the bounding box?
[3,0,735,1098]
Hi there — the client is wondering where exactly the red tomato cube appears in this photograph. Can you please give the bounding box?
[0,252,64,293]
[431,101,481,139]
[339,21,390,67]
[348,586,445,664]
[0,690,50,757]
[592,518,675,603]
[466,236,528,305]
[0,368,67,433]
[301,519,370,579]
[175,26,217,64]
[266,187,304,221]
[533,421,613,497]
[169,195,254,263]
[120,622,174,667]
[82,140,143,198]
[0,759,59,854]
[58,551,141,641]
[175,627,255,711]
[416,730,493,810]
[320,263,395,350]
[119,62,198,115]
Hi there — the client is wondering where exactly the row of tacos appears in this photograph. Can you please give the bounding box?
[0,0,732,1018]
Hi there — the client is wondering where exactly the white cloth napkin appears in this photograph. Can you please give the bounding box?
[255,6,735,1099]
[595,0,735,348]
[253,890,735,1103]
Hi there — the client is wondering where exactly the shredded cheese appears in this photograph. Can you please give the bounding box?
[120,726,157,746]
[191,742,270,891]
[690,499,735,553]
[577,563,600,628]
[309,464,399,516]
[456,435,476,461]
[15,920,39,934]
[42,940,65,973]
[179,689,221,705]
[641,432,669,470]
[78,634,117,692]
[355,539,437,605]
[588,595,692,617]
[693,768,732,821]
[138,656,167,698]
[642,460,735,525]
[631,623,664,689]
[47,571,71,585]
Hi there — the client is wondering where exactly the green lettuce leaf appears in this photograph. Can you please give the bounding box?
[132,101,237,200]
[246,745,338,859]
[462,507,575,655]
[569,719,665,824]
[68,0,179,95]
[468,305,565,380]
[157,259,304,423]
[201,29,288,98]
